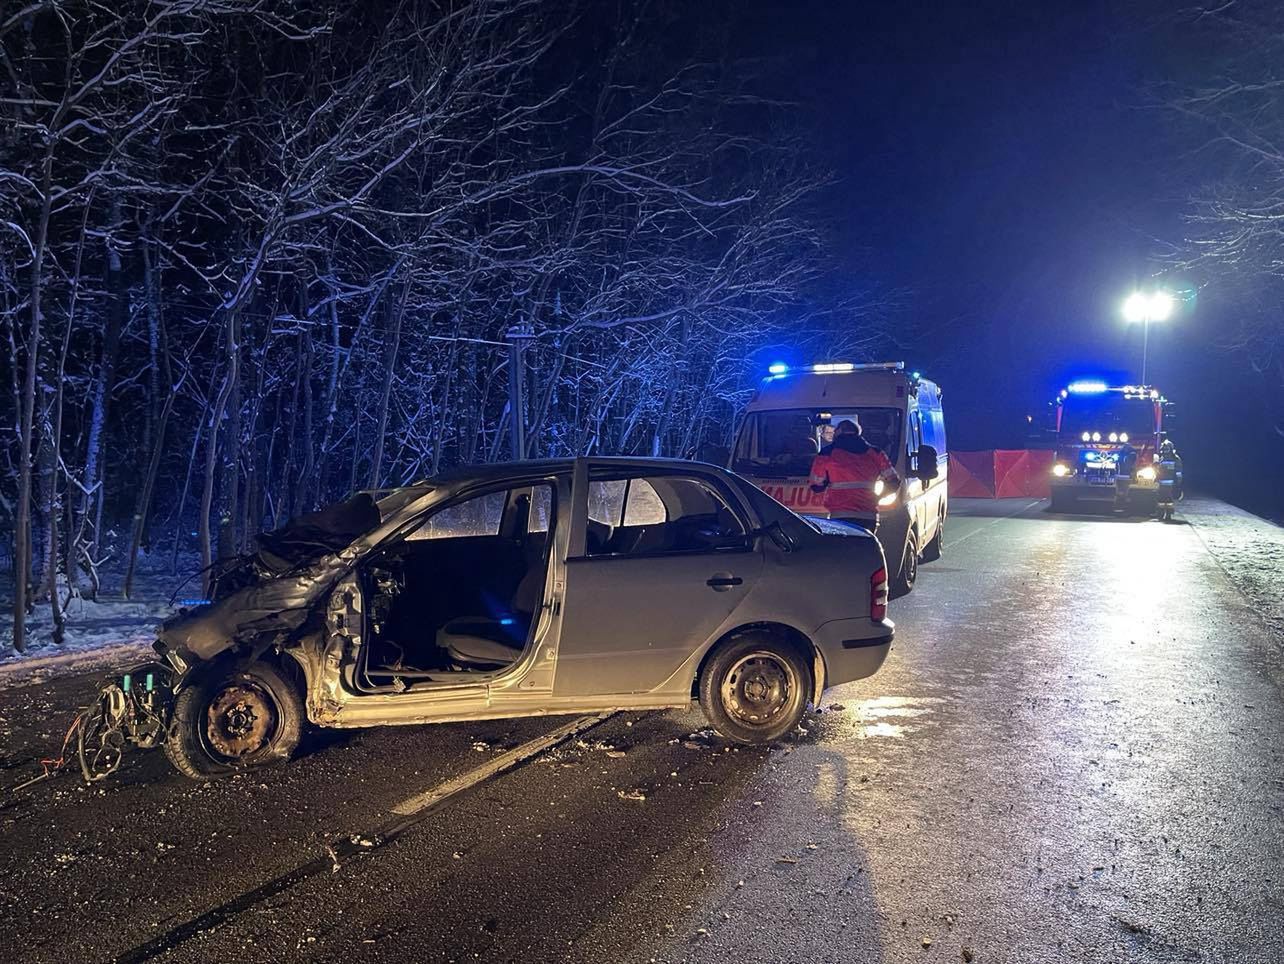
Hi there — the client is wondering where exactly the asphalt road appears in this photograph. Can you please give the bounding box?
[2,498,1282,964]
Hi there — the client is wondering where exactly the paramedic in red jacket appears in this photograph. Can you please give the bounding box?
[809,418,901,529]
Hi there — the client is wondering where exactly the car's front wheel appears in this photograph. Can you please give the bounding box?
[164,659,304,780]
[699,633,812,744]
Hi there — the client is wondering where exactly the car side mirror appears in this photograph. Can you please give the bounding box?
[753,520,796,553]
[914,444,940,481]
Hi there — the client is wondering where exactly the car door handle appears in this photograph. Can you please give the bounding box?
[706,574,743,591]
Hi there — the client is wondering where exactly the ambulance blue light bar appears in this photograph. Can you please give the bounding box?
[765,360,907,377]
[1067,380,1108,394]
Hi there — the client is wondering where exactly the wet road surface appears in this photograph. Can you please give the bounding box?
[1,498,1282,963]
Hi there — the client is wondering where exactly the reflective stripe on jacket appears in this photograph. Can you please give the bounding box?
[809,445,897,514]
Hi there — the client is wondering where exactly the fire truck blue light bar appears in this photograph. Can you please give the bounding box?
[1067,380,1108,394]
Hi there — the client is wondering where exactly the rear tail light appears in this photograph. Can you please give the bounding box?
[870,566,888,621]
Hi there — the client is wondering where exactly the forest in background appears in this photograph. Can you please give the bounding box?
[0,0,892,652]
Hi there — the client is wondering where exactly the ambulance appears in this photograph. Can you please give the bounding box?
[730,361,946,595]
[1048,380,1170,515]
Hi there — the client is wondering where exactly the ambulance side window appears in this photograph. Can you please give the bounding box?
[909,410,923,454]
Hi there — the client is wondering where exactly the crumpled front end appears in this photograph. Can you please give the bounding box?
[156,560,341,667]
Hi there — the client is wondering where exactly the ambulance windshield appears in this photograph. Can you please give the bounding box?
[733,409,902,479]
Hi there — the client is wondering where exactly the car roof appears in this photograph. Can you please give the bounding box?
[366,456,727,497]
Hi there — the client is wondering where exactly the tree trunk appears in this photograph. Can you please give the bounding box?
[12,153,55,654]
[368,286,406,489]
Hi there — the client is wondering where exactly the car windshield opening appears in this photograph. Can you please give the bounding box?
[732,409,902,479]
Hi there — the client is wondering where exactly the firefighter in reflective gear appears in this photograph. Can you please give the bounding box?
[809,418,901,527]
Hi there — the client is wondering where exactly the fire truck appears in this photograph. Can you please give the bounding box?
[730,361,945,595]
[1049,380,1176,516]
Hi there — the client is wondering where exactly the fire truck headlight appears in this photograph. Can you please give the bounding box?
[1136,466,1157,482]
[1091,431,1102,442]
[1109,432,1119,443]
[1119,432,1129,443]
[878,491,898,507]
[1052,462,1071,478]
[1080,431,1091,442]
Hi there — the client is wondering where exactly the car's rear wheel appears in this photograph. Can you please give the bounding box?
[699,633,811,744]
[889,530,918,598]
[164,660,304,780]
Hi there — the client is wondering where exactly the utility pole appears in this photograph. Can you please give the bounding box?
[505,318,536,460]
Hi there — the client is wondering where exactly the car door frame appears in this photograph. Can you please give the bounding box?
[310,468,576,727]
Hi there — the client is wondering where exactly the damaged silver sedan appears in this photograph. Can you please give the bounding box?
[89,458,894,779]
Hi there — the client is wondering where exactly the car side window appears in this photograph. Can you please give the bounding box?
[622,478,665,525]
[588,480,626,526]
[585,475,748,557]
[407,490,505,541]
[528,485,553,533]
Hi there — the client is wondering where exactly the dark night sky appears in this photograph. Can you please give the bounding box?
[735,1,1277,514]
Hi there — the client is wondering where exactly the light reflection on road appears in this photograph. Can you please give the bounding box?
[852,695,943,739]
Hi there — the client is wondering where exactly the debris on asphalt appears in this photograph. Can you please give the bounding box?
[617,789,646,802]
[922,936,933,948]
[962,948,975,962]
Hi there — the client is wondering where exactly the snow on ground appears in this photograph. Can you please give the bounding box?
[1180,496,1284,642]
[0,548,197,688]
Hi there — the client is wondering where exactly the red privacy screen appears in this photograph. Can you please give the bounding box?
[948,450,1053,498]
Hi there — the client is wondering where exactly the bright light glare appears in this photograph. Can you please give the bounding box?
[1109,432,1119,443]
[1123,290,1174,323]
[1091,431,1102,442]
[878,492,898,507]
[1052,463,1070,477]
[873,479,885,496]
[1120,432,1129,443]
[1136,466,1157,482]
[768,362,789,375]
[1068,380,1108,394]
[1081,431,1091,442]
[812,362,855,374]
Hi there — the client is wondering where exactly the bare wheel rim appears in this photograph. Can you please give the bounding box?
[720,651,796,727]
[203,680,279,762]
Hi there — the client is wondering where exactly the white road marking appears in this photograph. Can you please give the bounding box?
[390,713,611,816]
[948,499,1044,548]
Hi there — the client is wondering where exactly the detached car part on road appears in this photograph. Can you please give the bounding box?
[88,458,893,780]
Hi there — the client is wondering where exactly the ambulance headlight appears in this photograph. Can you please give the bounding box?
[1080,431,1091,442]
[1091,431,1101,442]
[1136,466,1157,482]
[1108,432,1118,443]
[878,491,898,507]
[1052,462,1071,478]
[1119,432,1129,443]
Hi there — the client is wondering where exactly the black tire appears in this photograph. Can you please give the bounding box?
[921,515,943,563]
[889,530,918,598]
[164,659,304,780]
[699,633,812,744]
